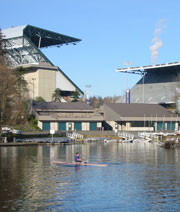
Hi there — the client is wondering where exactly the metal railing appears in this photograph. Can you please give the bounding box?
[66,132,84,140]
[118,132,135,140]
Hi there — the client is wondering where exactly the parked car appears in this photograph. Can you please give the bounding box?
[11,129,22,134]
[1,126,12,134]
[1,127,22,134]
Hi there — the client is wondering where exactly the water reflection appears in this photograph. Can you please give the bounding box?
[1,143,180,211]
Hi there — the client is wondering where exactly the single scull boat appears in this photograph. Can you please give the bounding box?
[53,160,107,167]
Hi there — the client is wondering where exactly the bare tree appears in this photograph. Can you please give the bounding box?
[0,29,29,126]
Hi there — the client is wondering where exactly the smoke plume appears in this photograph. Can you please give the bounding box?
[150,19,166,65]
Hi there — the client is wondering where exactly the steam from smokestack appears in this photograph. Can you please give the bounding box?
[150,19,166,65]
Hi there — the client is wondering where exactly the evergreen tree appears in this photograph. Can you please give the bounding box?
[71,89,80,102]
[52,88,62,102]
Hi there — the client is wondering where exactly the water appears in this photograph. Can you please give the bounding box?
[1,142,180,212]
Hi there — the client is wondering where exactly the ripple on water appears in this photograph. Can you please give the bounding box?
[1,143,180,211]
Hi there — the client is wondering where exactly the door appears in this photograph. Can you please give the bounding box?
[43,122,50,131]
[90,122,97,131]
[58,122,66,131]
[74,122,82,131]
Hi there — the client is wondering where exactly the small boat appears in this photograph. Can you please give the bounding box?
[53,160,107,167]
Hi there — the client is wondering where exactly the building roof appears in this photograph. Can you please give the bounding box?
[104,103,179,121]
[34,102,94,111]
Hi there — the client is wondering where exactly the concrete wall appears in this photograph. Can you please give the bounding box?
[24,68,56,101]
[38,69,56,101]
[24,71,39,99]
[56,70,75,91]
[23,65,81,101]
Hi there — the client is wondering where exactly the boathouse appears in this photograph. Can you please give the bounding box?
[34,102,103,131]
[103,103,180,132]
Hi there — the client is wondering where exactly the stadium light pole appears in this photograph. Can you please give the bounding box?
[124,62,132,103]
[85,85,91,103]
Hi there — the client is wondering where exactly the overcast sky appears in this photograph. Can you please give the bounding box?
[1,0,180,97]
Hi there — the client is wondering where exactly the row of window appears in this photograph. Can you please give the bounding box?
[42,121,98,131]
[157,122,176,131]
[130,121,176,130]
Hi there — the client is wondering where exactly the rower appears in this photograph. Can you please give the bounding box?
[74,152,82,162]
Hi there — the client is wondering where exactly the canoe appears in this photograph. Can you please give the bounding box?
[53,160,107,167]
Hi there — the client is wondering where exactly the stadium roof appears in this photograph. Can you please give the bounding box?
[116,61,180,75]
[1,25,81,66]
[2,25,81,48]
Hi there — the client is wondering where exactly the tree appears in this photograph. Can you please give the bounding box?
[0,29,4,60]
[14,67,29,101]
[0,64,17,126]
[0,29,29,126]
[71,89,80,102]
[89,95,120,108]
[0,28,10,66]
[52,88,62,102]
[34,96,46,102]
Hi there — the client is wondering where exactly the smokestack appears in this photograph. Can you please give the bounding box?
[150,19,166,65]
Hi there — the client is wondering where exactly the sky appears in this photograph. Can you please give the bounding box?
[1,0,180,97]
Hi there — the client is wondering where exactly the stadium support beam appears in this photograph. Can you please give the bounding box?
[116,67,147,103]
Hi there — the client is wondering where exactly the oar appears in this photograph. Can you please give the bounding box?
[82,159,89,163]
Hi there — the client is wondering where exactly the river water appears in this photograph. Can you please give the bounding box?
[1,142,180,212]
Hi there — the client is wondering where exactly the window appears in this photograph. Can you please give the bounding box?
[157,122,165,131]
[167,122,175,131]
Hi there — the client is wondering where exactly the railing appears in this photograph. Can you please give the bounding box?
[137,132,153,142]
[66,132,84,140]
[118,132,135,140]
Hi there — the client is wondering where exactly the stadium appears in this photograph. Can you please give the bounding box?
[116,62,180,108]
[2,25,83,101]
